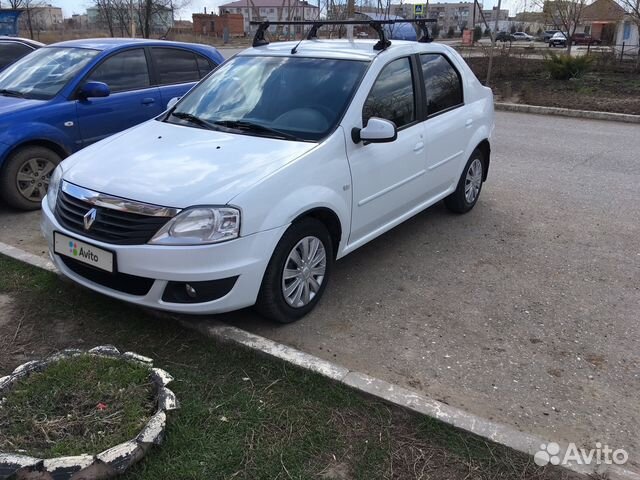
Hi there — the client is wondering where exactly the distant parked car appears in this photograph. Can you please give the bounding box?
[495,31,513,42]
[0,38,223,210]
[542,30,561,42]
[549,32,567,48]
[571,33,601,45]
[0,37,43,71]
[511,32,534,42]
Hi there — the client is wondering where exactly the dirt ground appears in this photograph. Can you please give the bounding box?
[466,56,640,115]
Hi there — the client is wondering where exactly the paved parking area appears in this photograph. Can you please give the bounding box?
[1,111,638,472]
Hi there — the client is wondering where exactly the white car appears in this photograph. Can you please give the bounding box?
[511,32,534,42]
[42,30,495,323]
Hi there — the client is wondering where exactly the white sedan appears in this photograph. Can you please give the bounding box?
[42,29,495,323]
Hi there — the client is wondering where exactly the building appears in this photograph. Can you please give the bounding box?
[18,4,63,31]
[218,0,319,34]
[192,11,244,37]
[481,7,509,24]
[580,0,626,42]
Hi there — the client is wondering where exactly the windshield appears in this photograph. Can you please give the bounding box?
[166,55,369,142]
[0,47,99,100]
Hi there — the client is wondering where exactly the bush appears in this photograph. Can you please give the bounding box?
[447,26,455,38]
[473,26,482,42]
[544,52,593,80]
[510,25,517,34]
[432,23,441,38]
[484,27,491,37]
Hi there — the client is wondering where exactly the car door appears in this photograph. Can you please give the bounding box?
[149,47,214,109]
[75,48,162,146]
[346,56,427,245]
[420,53,470,196]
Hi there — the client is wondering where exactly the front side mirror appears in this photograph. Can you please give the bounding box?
[79,81,110,99]
[352,117,397,144]
[167,96,181,110]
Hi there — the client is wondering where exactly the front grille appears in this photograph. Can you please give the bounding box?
[55,190,171,245]
[60,256,154,296]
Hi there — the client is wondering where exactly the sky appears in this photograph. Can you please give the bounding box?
[53,0,523,21]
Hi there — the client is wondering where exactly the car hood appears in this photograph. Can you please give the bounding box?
[62,119,318,208]
[0,95,45,115]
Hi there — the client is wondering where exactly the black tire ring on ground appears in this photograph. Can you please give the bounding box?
[0,346,178,480]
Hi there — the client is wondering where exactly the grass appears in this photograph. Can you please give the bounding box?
[0,355,154,457]
[0,254,580,479]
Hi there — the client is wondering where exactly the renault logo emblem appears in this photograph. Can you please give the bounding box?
[84,208,97,231]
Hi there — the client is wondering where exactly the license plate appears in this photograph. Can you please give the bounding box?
[54,232,115,273]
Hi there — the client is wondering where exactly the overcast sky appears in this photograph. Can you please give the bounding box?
[53,0,524,21]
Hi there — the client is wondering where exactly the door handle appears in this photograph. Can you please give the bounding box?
[141,98,156,105]
[413,142,424,152]
[465,119,473,127]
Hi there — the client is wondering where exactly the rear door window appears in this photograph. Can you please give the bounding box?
[0,42,32,69]
[420,54,463,116]
[151,48,201,85]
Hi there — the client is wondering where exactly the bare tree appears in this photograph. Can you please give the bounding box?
[616,0,640,27]
[8,0,44,39]
[537,0,589,53]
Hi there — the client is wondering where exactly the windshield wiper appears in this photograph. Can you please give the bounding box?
[0,89,25,98]
[213,120,302,141]
[169,111,217,130]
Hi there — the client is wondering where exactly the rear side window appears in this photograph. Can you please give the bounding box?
[420,54,463,116]
[196,55,214,77]
[363,57,415,128]
[88,48,150,93]
[151,48,202,85]
[0,42,32,69]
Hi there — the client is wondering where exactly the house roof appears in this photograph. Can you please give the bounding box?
[219,0,318,8]
[582,0,626,22]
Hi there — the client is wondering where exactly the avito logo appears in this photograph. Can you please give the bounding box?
[68,241,100,263]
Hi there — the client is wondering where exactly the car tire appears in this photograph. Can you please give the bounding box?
[444,149,485,214]
[255,218,333,323]
[0,146,61,210]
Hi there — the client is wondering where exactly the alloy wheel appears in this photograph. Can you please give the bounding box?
[464,158,483,204]
[281,236,326,308]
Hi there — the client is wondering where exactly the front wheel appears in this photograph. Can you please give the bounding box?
[255,218,333,323]
[444,150,485,214]
[0,146,61,210]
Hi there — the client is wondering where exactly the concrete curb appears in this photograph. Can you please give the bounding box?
[0,241,55,272]
[0,245,638,480]
[495,102,640,124]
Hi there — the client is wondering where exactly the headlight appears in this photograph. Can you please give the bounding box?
[149,207,240,245]
[46,165,63,212]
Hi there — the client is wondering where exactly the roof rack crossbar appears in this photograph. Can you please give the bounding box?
[249,19,436,50]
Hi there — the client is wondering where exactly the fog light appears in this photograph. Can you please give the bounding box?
[185,284,197,298]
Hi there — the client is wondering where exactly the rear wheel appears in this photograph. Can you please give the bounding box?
[0,146,61,210]
[444,150,485,214]
[255,218,333,323]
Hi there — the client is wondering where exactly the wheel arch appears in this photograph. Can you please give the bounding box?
[1,139,70,170]
[475,139,491,181]
[291,207,342,259]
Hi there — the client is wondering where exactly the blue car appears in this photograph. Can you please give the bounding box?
[0,38,224,210]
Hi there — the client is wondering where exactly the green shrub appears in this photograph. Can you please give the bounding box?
[447,26,455,38]
[484,27,491,37]
[544,52,593,80]
[473,26,482,42]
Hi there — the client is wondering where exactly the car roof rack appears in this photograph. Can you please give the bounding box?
[249,19,437,51]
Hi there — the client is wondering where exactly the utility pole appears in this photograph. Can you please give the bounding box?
[346,0,354,39]
[485,0,501,85]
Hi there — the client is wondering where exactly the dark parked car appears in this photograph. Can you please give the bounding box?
[571,33,601,45]
[495,31,513,42]
[0,37,43,71]
[0,38,224,209]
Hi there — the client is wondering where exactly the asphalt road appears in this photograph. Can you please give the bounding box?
[1,112,638,472]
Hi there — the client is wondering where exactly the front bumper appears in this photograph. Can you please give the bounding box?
[41,199,287,314]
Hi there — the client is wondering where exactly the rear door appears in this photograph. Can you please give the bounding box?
[420,53,469,196]
[75,48,162,146]
[149,47,215,109]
